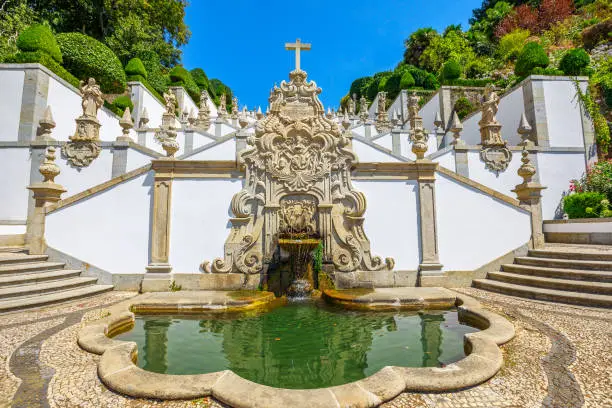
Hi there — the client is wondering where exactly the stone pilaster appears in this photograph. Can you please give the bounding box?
[143,167,173,291]
[184,129,194,154]
[111,141,129,178]
[522,77,550,147]
[364,121,373,139]
[235,129,249,164]
[438,86,453,146]
[137,130,147,145]
[18,67,50,142]
[391,128,401,156]
[454,146,470,178]
[415,160,443,281]
[214,117,224,138]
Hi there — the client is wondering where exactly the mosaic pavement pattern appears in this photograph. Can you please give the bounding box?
[0,289,610,408]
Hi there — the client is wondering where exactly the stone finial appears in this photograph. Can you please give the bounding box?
[449,111,463,146]
[188,108,197,128]
[117,107,134,141]
[257,106,263,119]
[326,107,332,119]
[342,111,351,130]
[359,96,369,123]
[139,107,150,128]
[517,146,536,184]
[391,110,399,128]
[518,112,533,146]
[37,106,56,141]
[239,114,249,129]
[434,111,443,129]
[39,147,60,183]
[161,129,179,158]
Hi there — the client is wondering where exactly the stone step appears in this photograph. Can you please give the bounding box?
[0,261,66,275]
[501,264,612,282]
[0,284,114,313]
[529,248,612,262]
[0,269,82,288]
[0,246,28,254]
[472,279,612,308]
[0,277,98,299]
[515,257,612,271]
[487,271,612,295]
[0,254,49,266]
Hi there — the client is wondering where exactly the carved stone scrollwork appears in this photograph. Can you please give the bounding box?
[478,84,512,174]
[480,146,512,173]
[203,68,393,275]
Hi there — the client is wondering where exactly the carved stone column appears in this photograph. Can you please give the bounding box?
[143,167,173,291]
[416,160,443,282]
[512,147,546,249]
[26,147,66,255]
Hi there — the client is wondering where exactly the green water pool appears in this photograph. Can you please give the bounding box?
[114,301,478,389]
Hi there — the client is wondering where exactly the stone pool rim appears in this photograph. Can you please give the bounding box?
[78,289,515,407]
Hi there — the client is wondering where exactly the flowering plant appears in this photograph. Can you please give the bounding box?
[569,159,612,202]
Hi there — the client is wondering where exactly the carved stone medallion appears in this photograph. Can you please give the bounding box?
[62,139,101,167]
[480,145,513,174]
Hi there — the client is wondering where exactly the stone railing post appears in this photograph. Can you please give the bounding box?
[416,160,443,283]
[26,147,66,255]
[512,147,546,249]
[111,108,133,178]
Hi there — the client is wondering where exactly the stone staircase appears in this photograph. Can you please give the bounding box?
[473,244,612,308]
[0,246,113,313]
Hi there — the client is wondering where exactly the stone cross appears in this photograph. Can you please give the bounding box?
[285,38,311,70]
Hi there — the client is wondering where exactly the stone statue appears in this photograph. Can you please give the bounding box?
[231,96,239,118]
[196,90,211,129]
[375,92,391,133]
[163,91,177,115]
[481,84,500,127]
[408,91,420,121]
[348,94,356,116]
[359,96,368,122]
[478,84,511,173]
[80,78,103,118]
[219,93,228,119]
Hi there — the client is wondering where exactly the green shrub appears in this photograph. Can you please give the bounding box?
[559,48,590,76]
[515,42,549,77]
[465,59,490,79]
[441,60,461,81]
[422,73,440,90]
[563,192,607,218]
[454,97,476,119]
[531,67,565,76]
[571,159,612,202]
[125,57,147,79]
[209,78,232,110]
[135,51,168,95]
[581,19,612,50]
[399,71,415,89]
[497,29,530,62]
[56,33,126,93]
[190,68,209,91]
[169,65,200,103]
[111,95,133,115]
[444,78,495,87]
[16,24,62,63]
[349,76,371,100]
[383,73,402,100]
[6,51,78,88]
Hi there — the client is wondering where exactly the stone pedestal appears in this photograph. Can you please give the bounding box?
[513,182,546,249]
[415,160,443,283]
[26,182,66,254]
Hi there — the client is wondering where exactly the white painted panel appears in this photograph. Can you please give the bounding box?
[220,123,236,137]
[460,112,481,146]
[467,151,523,197]
[432,150,455,171]
[544,221,612,233]
[0,70,25,141]
[419,92,440,132]
[538,152,586,220]
[56,149,113,194]
[543,80,584,148]
[192,132,216,149]
[352,125,366,137]
[352,180,420,270]
[353,139,401,162]
[436,173,531,271]
[0,148,31,221]
[0,225,26,234]
[170,178,243,272]
[186,139,236,160]
[46,171,153,273]
[373,134,393,150]
[141,88,165,129]
[126,149,154,172]
[496,85,524,146]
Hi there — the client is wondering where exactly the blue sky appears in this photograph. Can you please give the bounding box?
[182,0,482,109]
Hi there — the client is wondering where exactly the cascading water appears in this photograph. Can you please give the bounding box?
[278,235,321,298]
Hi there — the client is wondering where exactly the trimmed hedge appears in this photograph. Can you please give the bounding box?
[16,24,62,63]
[190,68,209,91]
[56,32,126,94]
[441,60,461,81]
[6,51,78,88]
[125,58,147,79]
[443,78,494,87]
[515,42,549,77]
[399,71,415,89]
[135,51,168,95]
[563,192,608,219]
[454,97,476,119]
[209,78,232,109]
[111,95,134,115]
[422,72,440,90]
[383,73,402,101]
[559,48,590,76]
[169,65,200,103]
[531,67,565,76]
[349,76,371,100]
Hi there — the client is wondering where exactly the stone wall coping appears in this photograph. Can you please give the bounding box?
[436,166,524,210]
[77,290,514,406]
[544,218,612,224]
[351,133,411,162]
[178,132,237,160]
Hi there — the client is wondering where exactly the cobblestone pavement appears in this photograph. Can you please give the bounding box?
[0,289,610,408]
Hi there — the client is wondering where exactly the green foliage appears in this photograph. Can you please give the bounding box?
[497,29,531,61]
[135,50,168,95]
[403,27,439,67]
[168,66,200,103]
[313,242,323,275]
[572,159,612,202]
[559,48,590,75]
[349,76,371,100]
[580,18,612,50]
[454,97,476,119]
[169,280,182,292]
[441,59,461,80]
[465,58,491,78]
[340,94,351,112]
[383,73,403,100]
[563,192,608,218]
[5,50,79,88]
[422,72,440,90]
[443,78,494,87]
[0,0,39,63]
[574,78,610,156]
[56,32,126,93]
[531,66,565,75]
[16,24,62,62]
[190,68,209,91]
[124,57,147,79]
[419,29,476,73]
[111,95,133,115]
[366,72,391,101]
[399,71,415,89]
[514,42,550,77]
[209,78,232,110]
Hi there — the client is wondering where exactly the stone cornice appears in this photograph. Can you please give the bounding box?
[353,161,437,181]
[151,159,242,179]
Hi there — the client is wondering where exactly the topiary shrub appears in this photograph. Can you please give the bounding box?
[563,191,607,218]
[422,72,440,90]
[56,32,126,94]
[515,42,549,77]
[559,48,590,76]
[383,73,402,101]
[6,51,78,87]
[135,51,168,95]
[454,97,476,119]
[111,95,134,115]
[531,67,565,76]
[16,24,62,63]
[441,60,461,81]
[349,76,371,100]
[399,71,415,89]
[169,65,200,103]
[190,68,209,91]
[125,57,147,81]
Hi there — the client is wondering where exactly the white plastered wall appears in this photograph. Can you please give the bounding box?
[353,139,401,162]
[56,148,113,194]
[185,139,236,160]
[126,149,154,172]
[0,148,31,221]
[352,180,420,270]
[169,178,243,272]
[0,70,25,141]
[140,86,165,129]
[436,172,531,271]
[543,80,585,148]
[538,151,586,220]
[46,171,153,273]
[432,150,455,171]
[419,92,440,131]
[466,150,523,197]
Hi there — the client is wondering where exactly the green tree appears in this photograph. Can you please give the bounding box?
[515,41,549,77]
[0,0,39,62]
[419,29,476,73]
[497,29,531,61]
[403,27,439,67]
